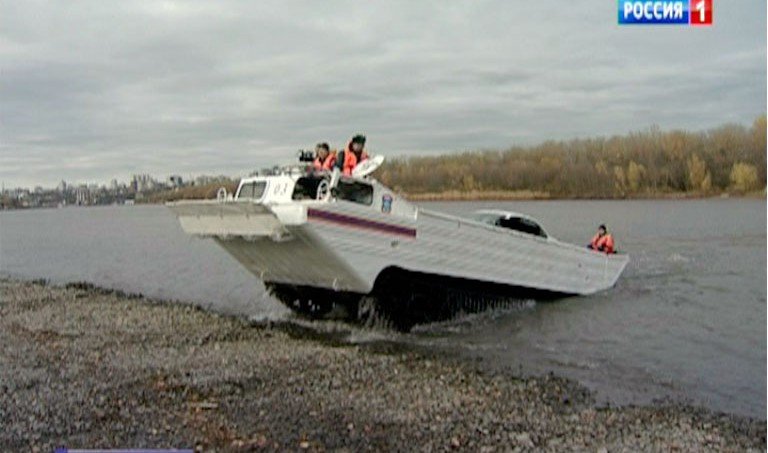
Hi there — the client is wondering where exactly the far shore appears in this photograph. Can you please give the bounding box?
[402,190,766,202]
[145,186,764,203]
[2,191,765,212]
[139,183,766,204]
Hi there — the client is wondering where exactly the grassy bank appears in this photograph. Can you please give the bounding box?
[1,279,764,451]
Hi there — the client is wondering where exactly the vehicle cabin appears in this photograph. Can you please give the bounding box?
[235,172,416,218]
[471,210,549,239]
[236,173,373,205]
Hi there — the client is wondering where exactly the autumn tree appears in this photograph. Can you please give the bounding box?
[376,116,765,198]
[730,163,760,193]
[626,161,646,193]
[686,154,712,192]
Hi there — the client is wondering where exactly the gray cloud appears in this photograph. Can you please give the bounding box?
[1,0,765,187]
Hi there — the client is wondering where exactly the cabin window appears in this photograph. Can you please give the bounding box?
[292,176,326,200]
[497,217,547,238]
[333,180,373,205]
[237,181,267,199]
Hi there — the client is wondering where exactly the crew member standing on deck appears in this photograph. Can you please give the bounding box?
[336,134,369,176]
[589,224,615,254]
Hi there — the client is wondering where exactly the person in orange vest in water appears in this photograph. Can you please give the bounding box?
[312,142,336,171]
[335,134,369,176]
[589,224,615,254]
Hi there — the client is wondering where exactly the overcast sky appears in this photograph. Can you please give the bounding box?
[1,1,765,187]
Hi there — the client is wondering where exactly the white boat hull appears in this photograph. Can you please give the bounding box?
[169,199,628,297]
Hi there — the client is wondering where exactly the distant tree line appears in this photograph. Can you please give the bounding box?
[377,116,766,199]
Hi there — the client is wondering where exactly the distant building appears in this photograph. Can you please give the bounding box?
[169,175,183,188]
[131,174,157,193]
[75,185,90,206]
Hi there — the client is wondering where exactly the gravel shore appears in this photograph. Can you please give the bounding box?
[1,279,764,451]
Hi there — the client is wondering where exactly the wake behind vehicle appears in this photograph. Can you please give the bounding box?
[168,154,629,330]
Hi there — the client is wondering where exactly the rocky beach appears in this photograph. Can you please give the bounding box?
[1,279,764,451]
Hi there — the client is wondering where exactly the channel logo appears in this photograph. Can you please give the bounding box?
[618,0,713,25]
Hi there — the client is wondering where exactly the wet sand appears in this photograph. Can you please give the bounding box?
[1,279,764,451]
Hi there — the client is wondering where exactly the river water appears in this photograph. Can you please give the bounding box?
[0,200,764,418]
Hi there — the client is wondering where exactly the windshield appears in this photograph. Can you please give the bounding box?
[498,217,547,238]
[292,176,328,200]
[471,213,502,226]
[471,212,547,238]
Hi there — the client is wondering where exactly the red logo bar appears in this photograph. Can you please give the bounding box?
[690,0,713,25]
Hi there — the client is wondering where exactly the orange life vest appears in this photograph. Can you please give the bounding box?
[313,150,337,171]
[590,233,615,254]
[339,142,368,176]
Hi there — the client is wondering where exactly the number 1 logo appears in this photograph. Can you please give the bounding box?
[690,0,713,25]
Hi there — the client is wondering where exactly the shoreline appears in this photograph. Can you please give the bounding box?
[0,192,768,212]
[2,190,765,212]
[403,190,766,202]
[1,278,765,451]
[0,191,768,212]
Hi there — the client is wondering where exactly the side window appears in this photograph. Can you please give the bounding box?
[334,180,373,205]
[237,181,267,199]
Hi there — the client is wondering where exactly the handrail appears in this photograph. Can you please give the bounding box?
[216,187,228,202]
